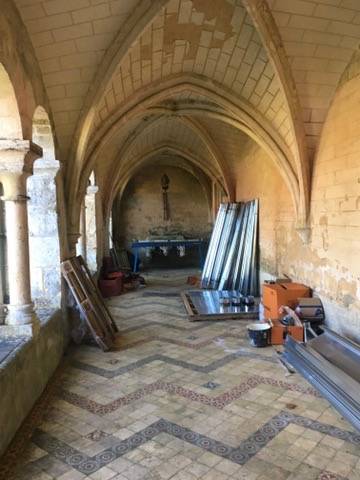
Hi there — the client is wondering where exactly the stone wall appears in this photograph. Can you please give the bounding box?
[234,75,360,342]
[234,141,294,283]
[0,310,67,456]
[114,164,212,246]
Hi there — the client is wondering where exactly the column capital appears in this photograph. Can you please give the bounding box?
[86,185,99,196]
[67,231,81,253]
[33,158,61,177]
[0,139,42,173]
[0,140,43,198]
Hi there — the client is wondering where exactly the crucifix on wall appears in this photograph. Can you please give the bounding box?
[161,174,170,221]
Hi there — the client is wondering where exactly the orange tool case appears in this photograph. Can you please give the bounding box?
[262,282,310,320]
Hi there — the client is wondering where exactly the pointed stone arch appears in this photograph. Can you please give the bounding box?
[0,63,22,140]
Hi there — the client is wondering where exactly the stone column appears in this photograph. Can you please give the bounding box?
[0,140,42,333]
[85,185,99,272]
[79,200,87,261]
[27,158,61,308]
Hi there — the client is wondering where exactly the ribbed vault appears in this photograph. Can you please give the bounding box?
[11,0,360,246]
[72,79,300,238]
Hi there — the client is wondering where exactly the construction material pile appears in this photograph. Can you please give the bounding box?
[201,200,259,295]
[284,328,360,433]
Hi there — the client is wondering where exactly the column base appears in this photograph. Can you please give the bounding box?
[5,304,40,336]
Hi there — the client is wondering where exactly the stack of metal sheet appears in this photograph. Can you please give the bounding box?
[284,328,360,432]
[201,200,259,295]
[181,290,259,321]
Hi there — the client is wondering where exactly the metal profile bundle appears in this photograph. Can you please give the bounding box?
[284,329,360,432]
[201,203,228,288]
[201,200,259,295]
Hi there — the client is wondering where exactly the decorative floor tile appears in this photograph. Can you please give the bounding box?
[1,270,360,480]
[85,431,110,442]
[31,412,360,476]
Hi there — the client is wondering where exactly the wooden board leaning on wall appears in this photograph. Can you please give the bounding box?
[61,255,118,351]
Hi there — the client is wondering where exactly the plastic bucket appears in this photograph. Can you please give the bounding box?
[247,323,271,347]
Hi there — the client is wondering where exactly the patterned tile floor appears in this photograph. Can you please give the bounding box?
[2,270,360,480]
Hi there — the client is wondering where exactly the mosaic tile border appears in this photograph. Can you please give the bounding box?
[71,351,277,379]
[112,333,250,351]
[109,302,186,315]
[32,411,360,476]
[59,374,319,415]
[118,319,212,334]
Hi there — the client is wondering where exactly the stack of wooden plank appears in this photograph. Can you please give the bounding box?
[61,255,118,351]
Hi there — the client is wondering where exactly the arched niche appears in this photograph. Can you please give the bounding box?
[111,160,213,269]
[28,107,61,308]
[114,153,214,221]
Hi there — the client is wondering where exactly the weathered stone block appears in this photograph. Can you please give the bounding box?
[29,236,60,268]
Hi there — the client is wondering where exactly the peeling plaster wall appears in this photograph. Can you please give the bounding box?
[113,165,211,266]
[234,77,360,341]
[287,75,360,342]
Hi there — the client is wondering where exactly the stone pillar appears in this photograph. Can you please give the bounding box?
[79,200,87,261]
[85,185,98,272]
[27,158,61,308]
[103,215,111,257]
[0,140,42,332]
[68,232,80,258]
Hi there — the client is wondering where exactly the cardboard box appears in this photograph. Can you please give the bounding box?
[270,319,304,345]
[262,282,310,319]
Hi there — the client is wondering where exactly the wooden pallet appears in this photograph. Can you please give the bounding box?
[61,256,118,351]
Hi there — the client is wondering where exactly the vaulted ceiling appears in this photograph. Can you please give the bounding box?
[10,0,360,229]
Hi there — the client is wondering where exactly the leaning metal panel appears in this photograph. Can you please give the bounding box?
[182,290,259,321]
[201,200,259,295]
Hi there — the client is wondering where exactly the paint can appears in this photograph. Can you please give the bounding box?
[247,323,271,347]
